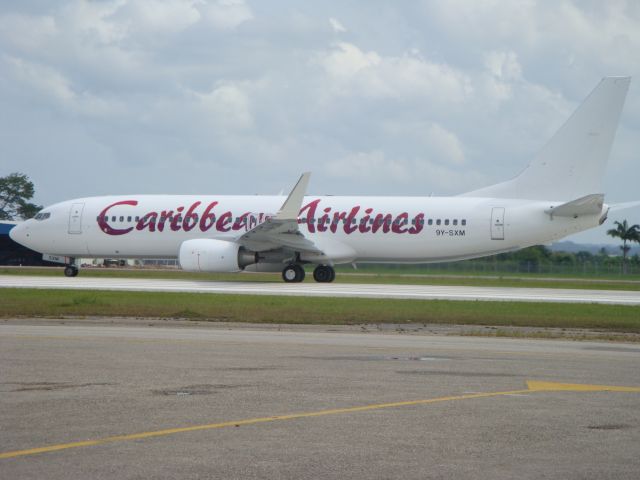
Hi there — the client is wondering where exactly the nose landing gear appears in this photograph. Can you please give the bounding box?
[64,257,79,277]
[64,265,79,277]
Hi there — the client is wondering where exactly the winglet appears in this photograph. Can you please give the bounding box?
[275,172,311,220]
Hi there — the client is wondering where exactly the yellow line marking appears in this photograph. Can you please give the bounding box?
[527,380,640,392]
[1,380,638,460]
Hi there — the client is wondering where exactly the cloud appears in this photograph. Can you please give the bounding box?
[0,13,57,52]
[204,0,253,30]
[194,82,253,130]
[317,42,472,103]
[0,1,638,243]
[425,123,465,166]
[121,0,202,34]
[325,150,410,183]
[3,55,123,117]
[329,17,346,33]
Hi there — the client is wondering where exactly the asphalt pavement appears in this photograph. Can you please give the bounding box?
[1,320,639,479]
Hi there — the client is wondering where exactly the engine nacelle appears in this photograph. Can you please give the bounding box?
[179,239,256,272]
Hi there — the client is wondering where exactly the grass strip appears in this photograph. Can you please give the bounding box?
[1,288,639,333]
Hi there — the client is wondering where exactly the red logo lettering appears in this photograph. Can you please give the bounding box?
[98,200,137,236]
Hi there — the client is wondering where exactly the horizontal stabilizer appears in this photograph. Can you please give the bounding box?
[545,194,604,218]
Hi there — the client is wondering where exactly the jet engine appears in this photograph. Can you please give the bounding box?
[179,239,257,272]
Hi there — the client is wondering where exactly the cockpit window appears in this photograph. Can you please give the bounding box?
[34,212,51,221]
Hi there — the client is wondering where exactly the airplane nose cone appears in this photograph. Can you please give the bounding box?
[9,222,29,247]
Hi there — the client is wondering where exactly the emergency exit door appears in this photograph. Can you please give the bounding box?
[491,207,505,240]
[68,202,85,234]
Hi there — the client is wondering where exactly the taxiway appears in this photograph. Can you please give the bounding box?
[1,321,639,479]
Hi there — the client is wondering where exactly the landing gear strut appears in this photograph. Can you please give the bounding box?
[282,264,305,283]
[313,265,335,283]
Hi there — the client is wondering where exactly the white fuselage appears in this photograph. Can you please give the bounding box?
[10,194,602,264]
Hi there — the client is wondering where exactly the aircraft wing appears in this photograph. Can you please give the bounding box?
[236,173,323,253]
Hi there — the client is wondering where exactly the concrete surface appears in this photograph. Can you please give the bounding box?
[2,274,640,304]
[1,321,639,479]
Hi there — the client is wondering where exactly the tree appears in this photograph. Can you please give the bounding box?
[0,172,42,220]
[606,220,640,274]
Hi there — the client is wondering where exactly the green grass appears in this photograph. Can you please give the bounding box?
[1,288,639,333]
[2,266,639,291]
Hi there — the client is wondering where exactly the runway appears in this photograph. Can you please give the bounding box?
[1,274,640,305]
[1,321,639,479]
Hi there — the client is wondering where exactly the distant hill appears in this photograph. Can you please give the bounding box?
[550,241,640,256]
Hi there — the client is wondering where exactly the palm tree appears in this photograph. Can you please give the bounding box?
[607,220,640,274]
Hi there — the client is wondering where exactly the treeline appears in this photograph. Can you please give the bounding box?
[353,245,640,276]
[493,245,640,271]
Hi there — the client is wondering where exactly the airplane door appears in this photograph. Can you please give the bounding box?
[491,207,505,240]
[68,202,85,234]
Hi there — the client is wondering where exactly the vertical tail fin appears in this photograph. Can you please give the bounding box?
[462,76,630,201]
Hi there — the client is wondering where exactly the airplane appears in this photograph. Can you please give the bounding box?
[9,77,639,283]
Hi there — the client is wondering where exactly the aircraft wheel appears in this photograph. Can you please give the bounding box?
[313,265,335,283]
[64,266,79,277]
[282,264,305,283]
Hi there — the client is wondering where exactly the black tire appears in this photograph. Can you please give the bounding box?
[328,266,336,282]
[313,265,335,283]
[64,266,78,277]
[282,264,305,283]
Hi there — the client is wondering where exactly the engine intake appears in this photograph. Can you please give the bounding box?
[179,239,256,272]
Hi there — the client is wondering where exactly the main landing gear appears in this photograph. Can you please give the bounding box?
[313,265,335,283]
[281,264,336,283]
[282,264,305,283]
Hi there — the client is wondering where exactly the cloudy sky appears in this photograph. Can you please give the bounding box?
[1,0,639,244]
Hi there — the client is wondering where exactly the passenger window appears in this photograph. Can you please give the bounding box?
[112,216,116,222]
[453,219,458,226]
[461,219,467,226]
[119,216,124,222]
[444,219,449,226]
[428,219,433,226]
[436,219,441,225]
[127,216,132,222]
[135,216,140,222]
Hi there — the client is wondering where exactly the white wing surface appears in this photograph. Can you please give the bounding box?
[237,173,322,254]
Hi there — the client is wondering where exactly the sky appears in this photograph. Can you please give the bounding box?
[0,0,639,245]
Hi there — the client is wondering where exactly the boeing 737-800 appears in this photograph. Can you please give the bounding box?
[9,77,638,282]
